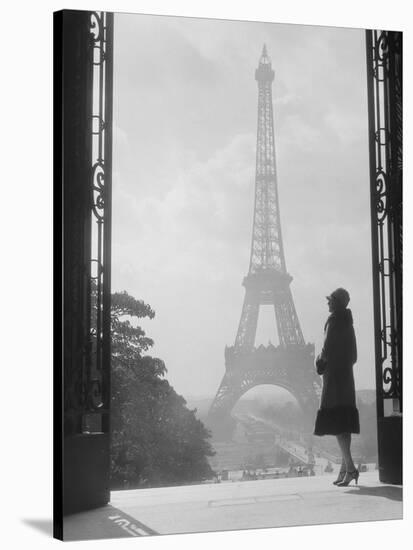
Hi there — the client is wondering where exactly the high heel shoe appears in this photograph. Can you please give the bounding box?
[332,470,346,485]
[337,469,359,487]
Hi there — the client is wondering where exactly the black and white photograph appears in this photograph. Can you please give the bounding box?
[52,7,403,542]
[2,3,406,547]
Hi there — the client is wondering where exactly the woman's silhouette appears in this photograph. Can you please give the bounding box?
[314,288,360,486]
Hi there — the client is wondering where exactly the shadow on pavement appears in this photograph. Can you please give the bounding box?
[62,503,159,541]
[346,485,402,502]
[23,506,159,542]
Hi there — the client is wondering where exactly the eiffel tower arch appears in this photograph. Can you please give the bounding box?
[208,45,321,440]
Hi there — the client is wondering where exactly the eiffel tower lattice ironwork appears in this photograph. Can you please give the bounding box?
[208,46,320,438]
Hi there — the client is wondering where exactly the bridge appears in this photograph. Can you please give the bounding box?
[233,413,337,472]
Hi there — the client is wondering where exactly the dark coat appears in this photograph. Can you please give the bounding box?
[318,308,357,409]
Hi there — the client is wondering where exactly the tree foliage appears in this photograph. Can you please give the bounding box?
[110,291,215,489]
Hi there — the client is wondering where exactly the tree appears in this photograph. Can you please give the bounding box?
[110,291,215,489]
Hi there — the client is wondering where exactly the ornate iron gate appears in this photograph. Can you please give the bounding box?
[366,30,402,484]
[54,9,114,525]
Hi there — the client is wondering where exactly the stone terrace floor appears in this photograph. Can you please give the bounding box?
[63,471,402,541]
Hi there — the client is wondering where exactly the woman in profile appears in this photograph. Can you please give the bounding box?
[314,288,360,486]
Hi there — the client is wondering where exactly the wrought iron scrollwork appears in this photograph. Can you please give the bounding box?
[84,11,114,431]
[91,161,106,220]
[366,30,402,414]
[90,11,104,42]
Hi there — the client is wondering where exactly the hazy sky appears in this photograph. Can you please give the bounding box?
[112,13,374,400]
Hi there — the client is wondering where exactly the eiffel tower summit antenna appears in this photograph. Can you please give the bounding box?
[208,46,320,440]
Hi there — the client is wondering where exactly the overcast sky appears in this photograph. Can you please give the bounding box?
[112,13,374,401]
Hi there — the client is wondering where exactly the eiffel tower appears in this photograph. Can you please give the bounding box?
[208,46,320,439]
